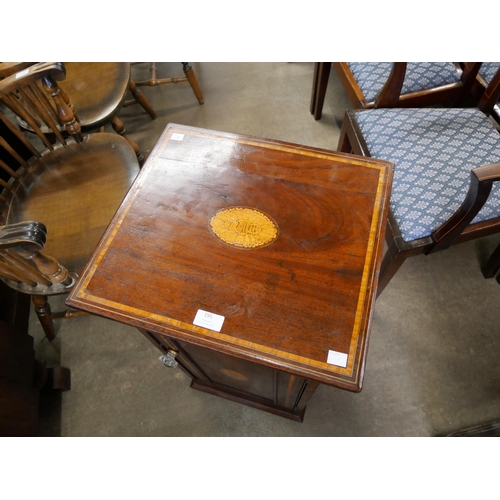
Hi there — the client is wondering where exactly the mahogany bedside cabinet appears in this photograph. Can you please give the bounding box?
[66,124,393,422]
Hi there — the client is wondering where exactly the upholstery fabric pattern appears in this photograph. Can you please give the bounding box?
[479,62,500,84]
[348,62,461,103]
[353,108,500,243]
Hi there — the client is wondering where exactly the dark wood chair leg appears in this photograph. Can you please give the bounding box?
[310,62,331,120]
[482,241,500,279]
[129,79,157,119]
[337,119,353,153]
[32,295,56,342]
[182,63,204,104]
[377,240,408,297]
[111,116,145,166]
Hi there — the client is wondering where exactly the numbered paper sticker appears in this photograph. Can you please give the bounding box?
[171,133,185,141]
[327,350,348,368]
[193,309,225,332]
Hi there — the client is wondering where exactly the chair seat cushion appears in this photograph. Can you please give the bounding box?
[353,108,500,242]
[348,62,461,103]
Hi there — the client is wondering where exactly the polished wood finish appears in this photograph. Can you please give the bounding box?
[337,66,500,296]
[0,62,140,340]
[311,62,481,120]
[66,123,393,420]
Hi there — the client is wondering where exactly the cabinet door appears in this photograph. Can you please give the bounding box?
[141,329,319,422]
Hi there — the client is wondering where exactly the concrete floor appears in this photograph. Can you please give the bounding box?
[33,62,500,437]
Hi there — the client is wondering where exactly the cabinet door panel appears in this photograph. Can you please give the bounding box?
[176,339,276,402]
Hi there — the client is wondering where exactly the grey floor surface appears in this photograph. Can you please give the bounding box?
[32,62,500,437]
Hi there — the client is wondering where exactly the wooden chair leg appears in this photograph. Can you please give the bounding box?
[182,63,204,104]
[111,116,145,166]
[129,79,157,119]
[310,62,331,120]
[376,241,408,297]
[32,295,56,341]
[337,118,353,153]
[482,241,500,279]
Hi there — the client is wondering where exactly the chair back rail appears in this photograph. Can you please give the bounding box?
[374,62,483,109]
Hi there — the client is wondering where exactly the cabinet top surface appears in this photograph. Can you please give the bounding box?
[66,124,394,390]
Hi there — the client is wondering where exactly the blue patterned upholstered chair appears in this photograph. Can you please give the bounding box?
[337,66,500,295]
[311,62,481,120]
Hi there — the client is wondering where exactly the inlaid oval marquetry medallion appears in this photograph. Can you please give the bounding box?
[209,207,279,249]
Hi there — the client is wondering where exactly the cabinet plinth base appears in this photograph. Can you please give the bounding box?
[190,379,306,423]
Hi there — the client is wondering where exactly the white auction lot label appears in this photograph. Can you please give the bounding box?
[327,350,348,368]
[193,309,225,332]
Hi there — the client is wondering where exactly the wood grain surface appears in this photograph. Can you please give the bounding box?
[67,124,393,391]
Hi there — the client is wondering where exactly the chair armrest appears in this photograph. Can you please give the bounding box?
[0,221,47,251]
[427,163,500,254]
[0,221,73,288]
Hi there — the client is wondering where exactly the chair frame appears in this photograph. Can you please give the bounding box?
[0,62,140,340]
[311,62,482,120]
[337,66,500,296]
[124,62,204,119]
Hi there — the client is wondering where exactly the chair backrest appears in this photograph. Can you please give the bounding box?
[0,63,88,287]
[0,62,82,155]
[374,62,483,108]
[0,62,85,216]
